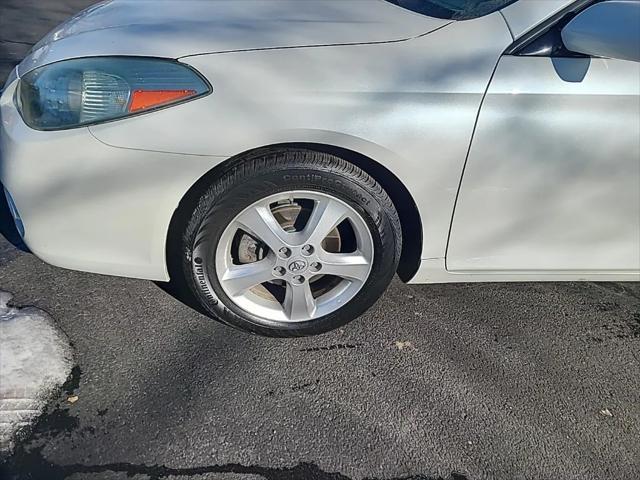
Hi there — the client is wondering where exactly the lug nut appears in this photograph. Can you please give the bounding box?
[310,262,322,272]
[273,266,286,277]
[292,275,305,284]
[278,247,291,258]
[301,244,314,256]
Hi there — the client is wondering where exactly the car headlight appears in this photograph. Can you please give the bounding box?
[16,57,210,130]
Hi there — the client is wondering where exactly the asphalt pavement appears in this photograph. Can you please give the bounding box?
[1,1,639,479]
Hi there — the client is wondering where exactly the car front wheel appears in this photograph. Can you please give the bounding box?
[176,148,402,337]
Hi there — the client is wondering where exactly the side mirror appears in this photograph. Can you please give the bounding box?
[561,0,640,62]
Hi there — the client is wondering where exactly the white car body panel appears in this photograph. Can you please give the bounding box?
[3,12,509,280]
[447,55,640,274]
[18,0,449,76]
[2,0,639,285]
[89,13,511,269]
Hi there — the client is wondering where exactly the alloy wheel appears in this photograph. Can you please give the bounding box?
[214,191,374,322]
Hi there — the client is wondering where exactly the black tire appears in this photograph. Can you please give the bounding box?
[173,148,402,337]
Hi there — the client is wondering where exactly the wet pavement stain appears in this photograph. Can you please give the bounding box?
[629,312,640,337]
[585,314,640,343]
[8,366,83,447]
[291,379,321,392]
[61,366,82,396]
[1,450,469,480]
[299,343,363,352]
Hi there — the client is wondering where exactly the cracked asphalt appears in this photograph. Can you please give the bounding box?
[1,1,639,479]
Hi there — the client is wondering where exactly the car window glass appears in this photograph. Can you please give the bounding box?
[386,0,520,20]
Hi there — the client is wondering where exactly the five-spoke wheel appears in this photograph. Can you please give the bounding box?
[215,191,374,322]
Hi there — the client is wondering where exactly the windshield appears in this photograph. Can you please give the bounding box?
[385,0,519,20]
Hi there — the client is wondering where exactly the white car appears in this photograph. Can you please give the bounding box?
[2,0,639,336]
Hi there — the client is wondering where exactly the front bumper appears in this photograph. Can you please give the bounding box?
[0,77,221,281]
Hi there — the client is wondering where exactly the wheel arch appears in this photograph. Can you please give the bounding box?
[166,143,422,283]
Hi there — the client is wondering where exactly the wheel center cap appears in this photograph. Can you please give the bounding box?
[287,259,308,273]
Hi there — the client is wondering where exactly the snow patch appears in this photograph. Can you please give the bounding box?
[0,291,73,454]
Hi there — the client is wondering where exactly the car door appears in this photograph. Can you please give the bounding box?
[446,0,640,275]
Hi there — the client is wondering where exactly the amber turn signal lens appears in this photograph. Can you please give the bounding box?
[129,89,197,112]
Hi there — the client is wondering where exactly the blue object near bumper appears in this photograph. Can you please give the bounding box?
[4,187,25,238]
